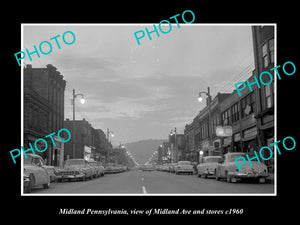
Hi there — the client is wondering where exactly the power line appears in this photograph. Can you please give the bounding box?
[217,61,254,93]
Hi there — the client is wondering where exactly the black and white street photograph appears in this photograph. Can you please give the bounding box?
[20,24,276,195]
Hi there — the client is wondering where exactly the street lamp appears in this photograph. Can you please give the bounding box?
[198,87,211,102]
[198,87,213,156]
[72,89,85,159]
[199,150,204,163]
[170,128,177,163]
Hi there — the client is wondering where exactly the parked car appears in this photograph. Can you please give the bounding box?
[140,164,155,171]
[162,164,170,172]
[23,154,50,193]
[97,161,105,177]
[55,159,93,182]
[88,160,102,178]
[104,163,125,174]
[174,161,194,175]
[197,156,222,178]
[26,154,57,182]
[216,152,269,183]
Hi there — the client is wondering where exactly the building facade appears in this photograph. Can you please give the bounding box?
[252,25,275,171]
[24,64,66,166]
[184,93,230,163]
[64,118,94,160]
[63,119,111,164]
[219,72,259,157]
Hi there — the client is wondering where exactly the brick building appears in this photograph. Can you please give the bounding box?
[184,93,230,162]
[24,64,66,166]
[64,119,111,163]
[252,25,275,171]
[219,72,259,156]
[64,118,94,160]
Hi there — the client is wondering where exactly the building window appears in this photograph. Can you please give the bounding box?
[221,108,231,125]
[269,38,274,64]
[241,92,256,118]
[212,115,220,135]
[265,84,273,108]
[262,38,274,68]
[231,102,240,123]
[262,43,269,68]
[200,121,209,140]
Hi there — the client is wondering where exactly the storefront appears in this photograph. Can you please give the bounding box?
[52,135,65,167]
[241,126,259,154]
[222,136,232,154]
[233,132,242,152]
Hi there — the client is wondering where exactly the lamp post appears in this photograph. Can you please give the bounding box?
[72,89,85,159]
[170,127,177,163]
[198,87,213,156]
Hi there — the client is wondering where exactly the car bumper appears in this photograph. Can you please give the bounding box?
[203,171,215,176]
[56,174,85,180]
[229,172,269,179]
[177,169,194,173]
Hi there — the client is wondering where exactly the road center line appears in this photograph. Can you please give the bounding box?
[142,185,147,194]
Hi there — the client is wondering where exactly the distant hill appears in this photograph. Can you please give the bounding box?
[125,139,168,165]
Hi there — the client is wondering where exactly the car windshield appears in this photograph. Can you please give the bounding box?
[205,158,221,163]
[178,161,191,165]
[65,159,85,166]
[32,157,45,166]
[228,154,246,162]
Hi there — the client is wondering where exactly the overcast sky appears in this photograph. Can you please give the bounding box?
[23,24,254,145]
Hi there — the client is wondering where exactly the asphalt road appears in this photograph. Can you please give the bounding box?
[30,170,274,194]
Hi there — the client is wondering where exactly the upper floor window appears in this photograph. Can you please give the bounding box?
[241,92,256,118]
[265,84,273,108]
[221,108,231,125]
[231,102,240,123]
[262,38,274,68]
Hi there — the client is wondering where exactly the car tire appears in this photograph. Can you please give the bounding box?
[226,173,237,183]
[216,170,221,180]
[29,173,35,187]
[43,182,50,189]
[225,171,231,183]
[258,178,266,183]
[24,180,32,193]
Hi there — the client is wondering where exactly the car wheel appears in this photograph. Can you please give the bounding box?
[29,173,35,187]
[24,179,32,193]
[43,182,50,189]
[258,178,266,183]
[216,170,221,180]
[226,172,237,183]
